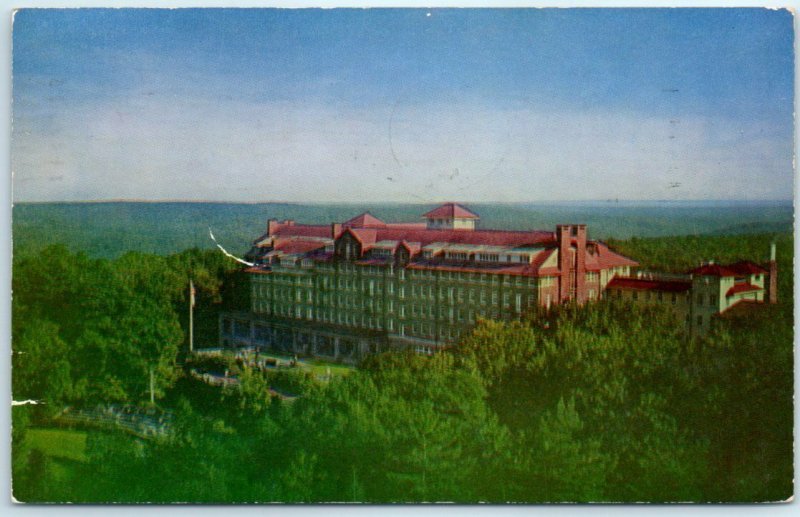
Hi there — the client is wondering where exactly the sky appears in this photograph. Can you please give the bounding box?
[11,8,795,203]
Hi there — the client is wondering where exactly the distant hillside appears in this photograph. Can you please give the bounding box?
[12,201,793,259]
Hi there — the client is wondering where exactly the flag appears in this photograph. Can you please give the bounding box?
[190,280,196,308]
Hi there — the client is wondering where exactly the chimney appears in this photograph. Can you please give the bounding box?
[556,225,572,302]
[267,219,280,236]
[331,223,342,239]
[575,225,587,304]
[769,242,778,304]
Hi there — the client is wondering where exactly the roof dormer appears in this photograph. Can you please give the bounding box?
[422,202,479,230]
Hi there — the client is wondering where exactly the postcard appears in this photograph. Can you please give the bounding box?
[10,7,794,503]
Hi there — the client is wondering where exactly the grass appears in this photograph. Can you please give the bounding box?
[232,350,355,380]
[303,359,354,379]
[26,428,88,463]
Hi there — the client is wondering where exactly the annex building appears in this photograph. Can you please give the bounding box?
[607,251,777,332]
[219,203,776,361]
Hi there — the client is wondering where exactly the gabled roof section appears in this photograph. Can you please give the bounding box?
[585,243,639,271]
[345,227,378,248]
[727,261,769,275]
[423,203,479,219]
[726,283,763,297]
[398,240,422,256]
[690,261,768,277]
[343,212,385,228]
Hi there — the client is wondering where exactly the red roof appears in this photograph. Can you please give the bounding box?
[273,224,330,239]
[339,225,554,249]
[607,277,692,293]
[727,261,769,275]
[585,243,639,270]
[346,228,378,248]
[385,222,428,229]
[407,262,541,277]
[423,203,479,219]
[251,206,640,276]
[399,240,422,256]
[244,266,272,275]
[688,261,768,277]
[273,240,327,255]
[343,212,385,228]
[726,283,763,297]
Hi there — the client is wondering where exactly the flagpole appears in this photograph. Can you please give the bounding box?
[189,279,195,353]
[149,366,155,405]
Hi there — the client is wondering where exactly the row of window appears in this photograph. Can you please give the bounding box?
[614,288,726,315]
[616,289,683,305]
[695,293,718,307]
[263,271,600,292]
[257,298,521,325]
[255,282,538,307]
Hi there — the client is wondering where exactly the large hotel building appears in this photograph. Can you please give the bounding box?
[219,203,776,361]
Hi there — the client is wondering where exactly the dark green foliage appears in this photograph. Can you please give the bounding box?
[607,233,791,274]
[11,231,793,503]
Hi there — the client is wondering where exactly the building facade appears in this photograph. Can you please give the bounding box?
[219,203,777,359]
[219,203,636,361]
[606,245,777,335]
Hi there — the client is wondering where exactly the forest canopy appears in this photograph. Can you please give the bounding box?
[11,231,794,503]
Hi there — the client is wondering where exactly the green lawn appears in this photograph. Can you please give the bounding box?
[235,351,355,380]
[303,359,354,379]
[26,428,88,463]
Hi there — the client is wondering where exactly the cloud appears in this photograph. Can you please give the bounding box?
[11,94,793,202]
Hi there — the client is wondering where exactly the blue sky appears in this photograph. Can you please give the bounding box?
[12,8,795,202]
